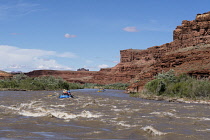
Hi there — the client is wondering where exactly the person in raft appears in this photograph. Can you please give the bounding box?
[62,89,68,95]
[63,89,73,98]
[68,90,74,97]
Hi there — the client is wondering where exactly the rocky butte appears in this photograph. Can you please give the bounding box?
[6,11,209,92]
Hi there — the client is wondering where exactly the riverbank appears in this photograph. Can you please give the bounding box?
[129,70,210,105]
[0,88,28,91]
[130,92,210,105]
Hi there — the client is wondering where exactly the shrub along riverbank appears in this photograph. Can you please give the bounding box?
[130,70,210,101]
[83,83,129,90]
[0,74,129,91]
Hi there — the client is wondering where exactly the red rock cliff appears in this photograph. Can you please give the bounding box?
[126,11,210,92]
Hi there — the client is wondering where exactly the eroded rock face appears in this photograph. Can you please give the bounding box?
[126,11,210,92]
[24,11,210,92]
[0,71,12,79]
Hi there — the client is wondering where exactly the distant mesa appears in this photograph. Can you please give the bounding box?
[77,68,89,71]
[0,71,12,78]
[10,71,23,74]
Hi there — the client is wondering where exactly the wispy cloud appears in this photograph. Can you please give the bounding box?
[0,1,42,20]
[64,33,77,38]
[0,45,76,72]
[123,26,139,32]
[56,52,77,58]
[112,61,119,63]
[10,33,21,35]
[98,64,109,69]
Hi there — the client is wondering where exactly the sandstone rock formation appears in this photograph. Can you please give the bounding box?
[25,70,97,84]
[24,11,210,92]
[0,71,12,78]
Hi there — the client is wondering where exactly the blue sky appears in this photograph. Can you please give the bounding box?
[0,0,209,72]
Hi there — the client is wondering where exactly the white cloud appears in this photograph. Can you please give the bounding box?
[98,64,109,69]
[56,52,77,58]
[64,33,77,38]
[0,45,76,72]
[112,61,119,63]
[123,26,139,32]
[33,58,72,70]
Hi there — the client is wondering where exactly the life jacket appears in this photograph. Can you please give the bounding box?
[63,89,68,94]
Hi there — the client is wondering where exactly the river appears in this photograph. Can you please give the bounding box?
[0,89,210,139]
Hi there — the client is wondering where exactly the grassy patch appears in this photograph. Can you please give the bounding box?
[0,74,129,91]
[136,70,210,100]
[83,83,129,90]
[0,74,83,90]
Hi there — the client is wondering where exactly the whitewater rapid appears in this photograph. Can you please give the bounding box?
[0,89,210,139]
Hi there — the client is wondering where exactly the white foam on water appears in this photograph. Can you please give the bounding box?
[85,131,102,136]
[117,121,137,128]
[183,105,195,108]
[82,102,94,108]
[112,105,117,108]
[18,103,52,117]
[150,111,176,117]
[48,110,102,120]
[0,105,20,111]
[201,117,210,121]
[141,102,150,105]
[49,111,77,119]
[118,121,131,127]
[107,119,138,129]
[79,110,101,118]
[141,116,151,118]
[1,101,101,119]
[142,126,167,136]
[49,104,66,108]
[111,108,140,113]
[196,129,210,132]
[19,102,101,119]
[111,108,123,112]
[150,110,210,121]
[184,116,210,121]
[18,110,47,117]
[0,102,49,117]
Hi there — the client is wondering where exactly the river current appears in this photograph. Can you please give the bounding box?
[0,89,210,139]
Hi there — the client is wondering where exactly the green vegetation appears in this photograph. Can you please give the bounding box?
[139,70,210,100]
[0,74,129,91]
[166,44,210,55]
[83,83,129,90]
[0,73,83,90]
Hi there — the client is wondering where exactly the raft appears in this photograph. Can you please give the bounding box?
[59,95,71,98]
[97,89,106,92]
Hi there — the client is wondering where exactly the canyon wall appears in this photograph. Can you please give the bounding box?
[24,11,210,92]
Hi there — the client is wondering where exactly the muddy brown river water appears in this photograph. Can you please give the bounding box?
[0,89,210,139]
